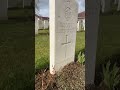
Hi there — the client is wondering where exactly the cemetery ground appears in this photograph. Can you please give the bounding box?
[0,6,119,90]
[35,30,85,90]
[0,8,34,89]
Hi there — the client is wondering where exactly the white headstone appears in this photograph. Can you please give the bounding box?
[83,19,85,31]
[77,21,80,31]
[44,20,49,29]
[114,0,118,5]
[35,16,39,34]
[50,0,78,74]
[39,19,44,29]
[0,0,7,20]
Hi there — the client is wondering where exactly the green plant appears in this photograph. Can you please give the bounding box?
[78,52,85,65]
[101,61,120,90]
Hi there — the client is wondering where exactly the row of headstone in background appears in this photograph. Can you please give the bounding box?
[77,20,85,31]
[77,11,85,31]
[0,0,33,20]
[100,0,113,13]
[35,11,85,33]
[8,0,32,8]
[35,17,85,34]
[114,0,120,11]
[0,0,7,20]
[35,15,49,34]
[100,0,120,13]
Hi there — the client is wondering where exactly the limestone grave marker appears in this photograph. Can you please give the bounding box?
[39,19,44,29]
[43,20,49,29]
[50,0,78,74]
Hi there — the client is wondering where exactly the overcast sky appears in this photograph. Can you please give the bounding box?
[35,0,85,17]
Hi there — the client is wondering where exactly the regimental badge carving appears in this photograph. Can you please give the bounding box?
[64,0,72,21]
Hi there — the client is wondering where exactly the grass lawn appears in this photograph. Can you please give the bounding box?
[0,8,34,90]
[96,14,120,65]
[35,30,85,70]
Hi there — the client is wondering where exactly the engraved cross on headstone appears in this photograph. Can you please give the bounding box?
[61,35,71,58]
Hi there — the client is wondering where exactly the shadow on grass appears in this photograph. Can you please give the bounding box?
[0,8,35,89]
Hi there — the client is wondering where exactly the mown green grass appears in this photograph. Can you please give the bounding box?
[35,30,85,70]
[96,14,120,65]
[0,8,34,90]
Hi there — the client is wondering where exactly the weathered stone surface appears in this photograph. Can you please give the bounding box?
[50,0,78,74]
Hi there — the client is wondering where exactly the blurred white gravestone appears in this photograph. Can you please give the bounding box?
[0,0,7,20]
[44,20,49,29]
[50,0,78,74]
[77,21,80,31]
[86,0,100,85]
[39,19,44,29]
[35,16,39,34]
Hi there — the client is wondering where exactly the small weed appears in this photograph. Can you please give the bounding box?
[100,61,120,90]
[78,52,85,65]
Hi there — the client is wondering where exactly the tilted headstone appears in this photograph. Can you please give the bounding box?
[0,0,8,20]
[86,0,100,85]
[50,0,78,74]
